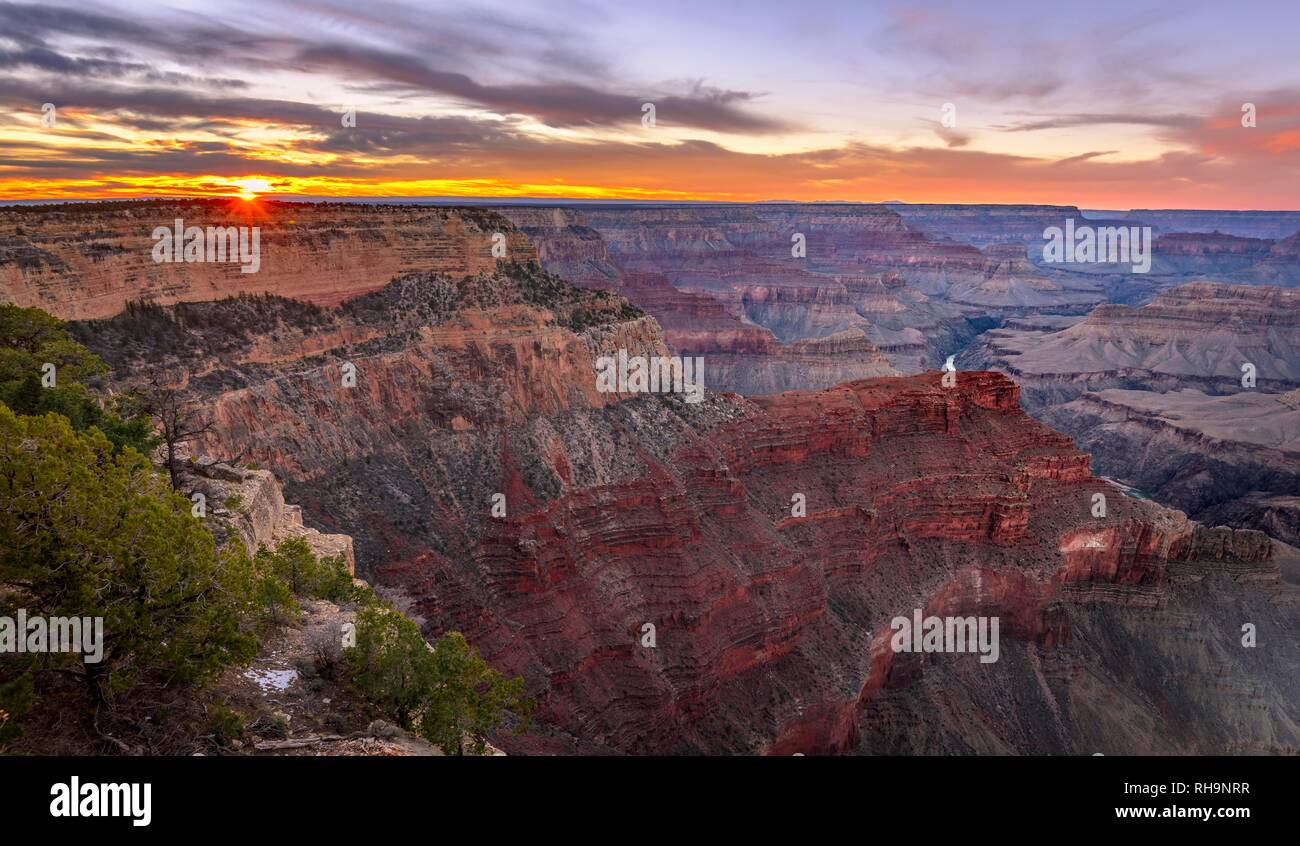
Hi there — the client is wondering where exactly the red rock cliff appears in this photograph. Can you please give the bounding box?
[73,262,1300,756]
[1,199,534,319]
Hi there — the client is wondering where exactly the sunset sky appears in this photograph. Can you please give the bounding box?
[1,0,1297,208]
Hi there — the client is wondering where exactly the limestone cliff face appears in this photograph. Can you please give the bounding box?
[0,199,534,319]
[1155,231,1273,258]
[197,306,668,478]
[705,330,897,396]
[178,457,355,573]
[1146,233,1300,285]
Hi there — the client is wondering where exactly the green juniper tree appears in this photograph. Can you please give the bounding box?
[0,405,257,712]
[421,632,532,756]
[0,303,154,455]
[344,606,534,753]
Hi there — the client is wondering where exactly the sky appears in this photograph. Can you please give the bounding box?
[0,0,1297,208]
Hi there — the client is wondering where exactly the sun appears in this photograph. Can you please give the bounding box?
[230,178,271,200]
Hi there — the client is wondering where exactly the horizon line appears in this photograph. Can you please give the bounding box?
[3,196,1299,215]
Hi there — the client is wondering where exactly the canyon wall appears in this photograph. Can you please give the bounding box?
[1040,389,1300,546]
[961,282,1300,404]
[74,265,1300,755]
[179,457,356,573]
[503,203,1108,380]
[12,200,1300,753]
[499,205,902,393]
[888,204,1136,247]
[1124,209,1300,240]
[0,199,533,319]
[962,282,1300,546]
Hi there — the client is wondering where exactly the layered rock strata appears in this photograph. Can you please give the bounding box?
[0,199,532,319]
[75,271,1300,755]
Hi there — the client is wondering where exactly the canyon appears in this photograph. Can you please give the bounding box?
[60,257,1300,755]
[6,199,1300,754]
[503,203,1108,379]
[1039,389,1300,546]
[962,283,1300,545]
[960,283,1300,402]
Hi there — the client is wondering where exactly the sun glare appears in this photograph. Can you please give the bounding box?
[231,178,271,200]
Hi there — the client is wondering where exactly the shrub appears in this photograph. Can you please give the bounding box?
[0,303,155,455]
[0,404,258,706]
[305,624,344,681]
[207,704,247,747]
[314,555,358,603]
[254,537,356,603]
[252,567,299,627]
[247,539,358,632]
[421,632,534,756]
[343,606,534,753]
[343,606,433,730]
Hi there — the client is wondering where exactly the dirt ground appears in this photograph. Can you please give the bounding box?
[209,597,452,756]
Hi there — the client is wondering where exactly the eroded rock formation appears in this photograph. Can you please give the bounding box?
[962,282,1300,546]
[1,199,532,319]
[503,203,1105,378]
[177,457,356,573]
[1040,389,1300,546]
[74,266,1300,755]
[961,282,1300,405]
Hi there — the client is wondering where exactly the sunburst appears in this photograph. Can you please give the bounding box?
[230,178,271,200]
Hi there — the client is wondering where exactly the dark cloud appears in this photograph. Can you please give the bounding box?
[0,2,155,46]
[0,45,248,87]
[934,126,970,148]
[292,43,788,132]
[0,77,345,128]
[0,1,790,135]
[999,112,1201,132]
[277,0,616,80]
